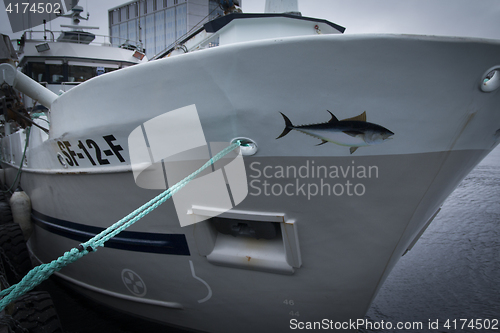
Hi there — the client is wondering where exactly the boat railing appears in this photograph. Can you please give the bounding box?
[21,30,144,50]
[61,81,80,92]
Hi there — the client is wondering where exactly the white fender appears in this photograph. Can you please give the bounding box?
[10,190,32,240]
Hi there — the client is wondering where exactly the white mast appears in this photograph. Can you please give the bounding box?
[264,0,299,14]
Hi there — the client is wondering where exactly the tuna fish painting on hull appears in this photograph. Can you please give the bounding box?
[276,111,394,154]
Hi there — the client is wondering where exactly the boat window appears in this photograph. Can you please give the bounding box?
[30,63,46,82]
[68,65,94,82]
[207,36,219,48]
[68,65,118,82]
[24,61,119,84]
[47,64,64,83]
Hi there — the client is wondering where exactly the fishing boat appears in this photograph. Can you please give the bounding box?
[3,0,146,112]
[1,0,500,332]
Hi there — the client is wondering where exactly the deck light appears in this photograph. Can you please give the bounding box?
[35,43,50,52]
[133,50,145,60]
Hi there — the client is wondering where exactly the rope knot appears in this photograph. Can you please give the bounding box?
[77,244,95,253]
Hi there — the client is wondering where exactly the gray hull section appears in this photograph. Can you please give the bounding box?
[12,148,487,333]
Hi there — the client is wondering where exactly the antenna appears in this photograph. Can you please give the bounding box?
[56,0,90,26]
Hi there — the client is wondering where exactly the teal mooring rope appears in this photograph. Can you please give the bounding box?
[0,141,241,310]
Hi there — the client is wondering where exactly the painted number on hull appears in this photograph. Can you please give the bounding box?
[57,135,125,167]
[284,299,300,317]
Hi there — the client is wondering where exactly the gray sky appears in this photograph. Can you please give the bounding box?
[2,1,500,40]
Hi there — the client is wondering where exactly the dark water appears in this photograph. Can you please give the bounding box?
[362,146,500,333]
[38,147,500,332]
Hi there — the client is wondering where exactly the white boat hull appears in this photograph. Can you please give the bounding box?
[2,33,500,332]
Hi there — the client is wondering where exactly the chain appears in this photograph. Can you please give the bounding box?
[0,247,20,282]
[0,254,29,333]
[12,317,30,333]
[0,256,10,289]
[0,315,29,333]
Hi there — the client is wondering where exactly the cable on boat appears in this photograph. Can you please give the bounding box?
[0,140,244,311]
[151,5,222,60]
[30,113,50,125]
[1,114,48,194]
[1,127,31,194]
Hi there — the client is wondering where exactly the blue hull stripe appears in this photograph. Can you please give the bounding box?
[31,210,190,256]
